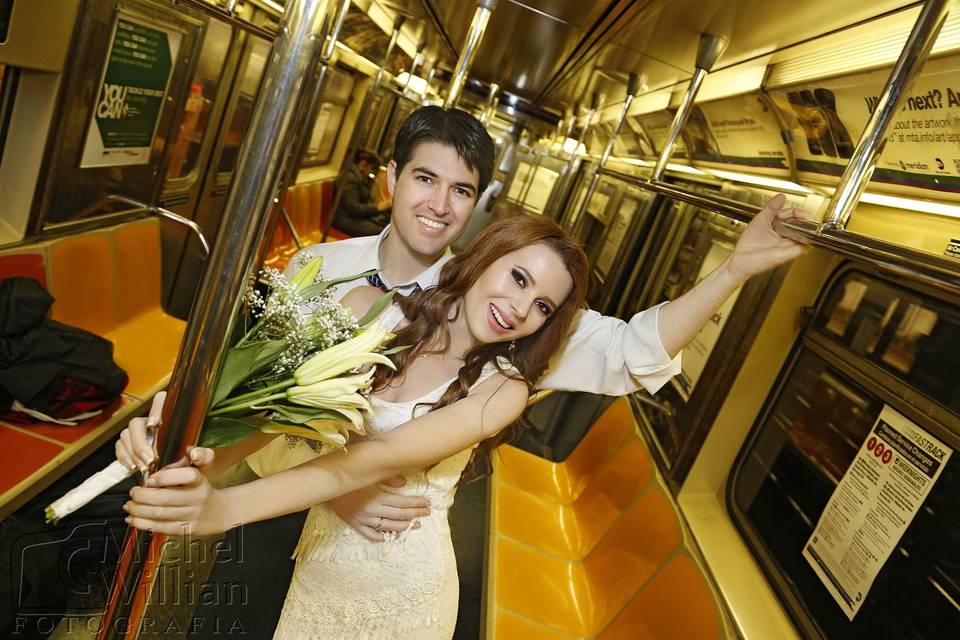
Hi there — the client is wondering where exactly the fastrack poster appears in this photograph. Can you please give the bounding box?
[803,405,952,620]
[769,54,960,196]
[80,13,183,168]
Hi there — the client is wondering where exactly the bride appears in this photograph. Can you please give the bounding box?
[120,215,589,638]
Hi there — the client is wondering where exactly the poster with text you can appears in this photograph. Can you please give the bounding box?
[802,405,952,620]
[769,54,960,198]
[80,14,183,168]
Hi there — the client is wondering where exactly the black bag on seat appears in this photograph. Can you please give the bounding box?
[0,277,128,424]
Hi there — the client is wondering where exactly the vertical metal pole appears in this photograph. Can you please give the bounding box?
[480,82,500,124]
[821,0,950,230]
[261,0,351,258]
[402,39,427,96]
[322,16,405,241]
[650,33,727,181]
[555,92,599,226]
[572,73,641,237]
[444,0,496,108]
[96,1,331,638]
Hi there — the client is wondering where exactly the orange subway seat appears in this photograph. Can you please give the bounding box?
[286,184,309,254]
[48,232,114,337]
[0,426,63,495]
[495,438,654,559]
[113,219,162,325]
[0,251,47,286]
[497,400,634,503]
[599,555,722,640]
[495,488,681,637]
[304,182,324,245]
[107,308,184,400]
[495,610,577,640]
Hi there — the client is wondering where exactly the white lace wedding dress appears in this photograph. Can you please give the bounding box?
[271,307,512,639]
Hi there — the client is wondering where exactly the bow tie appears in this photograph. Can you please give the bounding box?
[366,272,422,296]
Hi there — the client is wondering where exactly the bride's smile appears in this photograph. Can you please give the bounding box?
[452,243,575,350]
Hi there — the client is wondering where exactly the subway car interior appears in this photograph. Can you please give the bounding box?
[1,0,960,638]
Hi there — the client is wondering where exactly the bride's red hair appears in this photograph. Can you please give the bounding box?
[373,215,588,480]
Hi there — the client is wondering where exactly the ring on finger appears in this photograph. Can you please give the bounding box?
[375,517,384,532]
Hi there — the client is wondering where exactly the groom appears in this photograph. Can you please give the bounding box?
[133,105,810,637]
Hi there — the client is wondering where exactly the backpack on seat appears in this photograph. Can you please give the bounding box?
[0,277,128,424]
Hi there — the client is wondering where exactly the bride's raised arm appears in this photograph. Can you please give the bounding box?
[124,371,528,536]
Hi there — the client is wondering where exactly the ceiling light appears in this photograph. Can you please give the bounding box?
[858,192,960,220]
[767,6,960,86]
[705,168,813,194]
[397,72,428,95]
[696,60,769,103]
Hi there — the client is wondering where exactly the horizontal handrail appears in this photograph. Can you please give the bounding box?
[598,168,758,223]
[774,218,960,296]
[172,0,277,40]
[104,195,211,255]
[595,167,960,297]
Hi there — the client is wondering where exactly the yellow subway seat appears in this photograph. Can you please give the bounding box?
[497,402,634,503]
[495,489,681,637]
[496,610,582,640]
[599,555,722,640]
[107,308,184,400]
[496,439,654,559]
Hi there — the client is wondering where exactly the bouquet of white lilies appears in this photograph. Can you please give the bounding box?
[46,257,398,523]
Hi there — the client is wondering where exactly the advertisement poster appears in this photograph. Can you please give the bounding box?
[678,239,739,394]
[507,162,533,201]
[638,110,687,158]
[80,14,183,168]
[595,195,640,276]
[523,166,559,214]
[803,405,952,620]
[692,96,788,169]
[769,54,960,196]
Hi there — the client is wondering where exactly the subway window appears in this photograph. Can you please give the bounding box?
[164,20,233,183]
[300,66,354,167]
[731,266,960,639]
[0,64,17,171]
[216,38,270,177]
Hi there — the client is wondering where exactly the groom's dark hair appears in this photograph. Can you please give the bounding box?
[391,106,495,196]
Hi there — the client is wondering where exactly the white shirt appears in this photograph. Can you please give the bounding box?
[284,226,680,395]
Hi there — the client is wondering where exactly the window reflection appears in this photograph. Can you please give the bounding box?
[217,39,270,176]
[165,20,232,181]
[302,67,354,166]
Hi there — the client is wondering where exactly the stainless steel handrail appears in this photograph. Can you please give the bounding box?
[173,0,277,39]
[104,194,211,254]
[822,0,950,230]
[444,0,497,108]
[598,168,757,223]
[98,0,331,637]
[281,204,304,250]
[775,218,960,295]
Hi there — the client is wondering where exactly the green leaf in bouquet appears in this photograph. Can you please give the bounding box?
[380,344,411,356]
[213,339,287,406]
[260,420,351,449]
[254,404,346,425]
[298,268,379,300]
[356,290,396,326]
[200,415,273,448]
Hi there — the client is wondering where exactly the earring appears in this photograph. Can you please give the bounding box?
[508,340,516,360]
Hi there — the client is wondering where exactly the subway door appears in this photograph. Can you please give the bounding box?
[156,17,241,318]
[588,186,657,316]
[33,0,203,229]
[164,32,272,317]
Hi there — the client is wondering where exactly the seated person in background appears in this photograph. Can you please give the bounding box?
[332,149,392,237]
